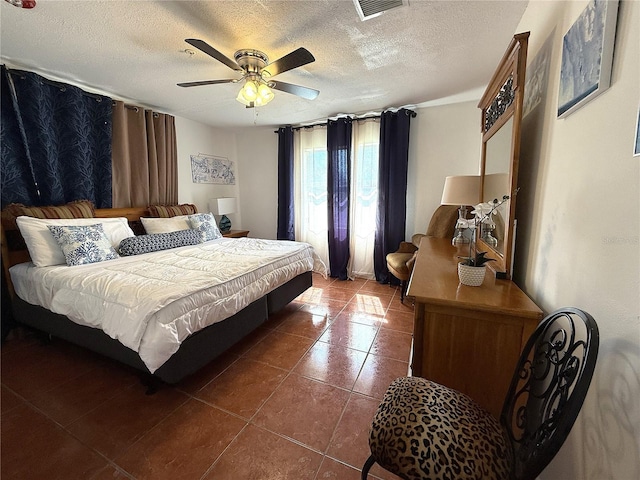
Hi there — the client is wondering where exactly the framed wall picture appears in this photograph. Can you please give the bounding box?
[557,0,619,118]
[190,154,236,184]
[524,32,553,118]
[634,107,640,157]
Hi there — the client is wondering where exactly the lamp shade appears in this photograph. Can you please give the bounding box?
[440,175,481,206]
[209,197,236,216]
[482,173,510,202]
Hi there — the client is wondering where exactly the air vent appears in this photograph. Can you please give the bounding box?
[353,0,406,21]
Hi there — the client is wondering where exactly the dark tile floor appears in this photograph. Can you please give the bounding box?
[1,274,412,480]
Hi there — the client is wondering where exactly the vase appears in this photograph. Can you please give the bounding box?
[458,262,486,286]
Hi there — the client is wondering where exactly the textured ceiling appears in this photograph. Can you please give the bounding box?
[0,0,528,128]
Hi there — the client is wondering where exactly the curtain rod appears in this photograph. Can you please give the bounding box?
[294,114,379,132]
[4,65,168,114]
[5,66,107,102]
[111,100,160,117]
[274,108,416,133]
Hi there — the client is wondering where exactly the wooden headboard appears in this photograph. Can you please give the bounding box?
[1,207,149,298]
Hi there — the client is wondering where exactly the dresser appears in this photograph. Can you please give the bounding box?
[407,237,542,418]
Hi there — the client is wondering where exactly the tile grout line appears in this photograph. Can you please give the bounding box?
[2,274,405,479]
[215,278,366,479]
[182,291,406,480]
[2,381,141,480]
[197,421,252,480]
[94,388,193,476]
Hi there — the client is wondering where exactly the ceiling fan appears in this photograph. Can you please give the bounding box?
[177,39,319,108]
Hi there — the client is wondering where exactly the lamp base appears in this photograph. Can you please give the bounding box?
[452,205,471,246]
[481,224,498,247]
[452,231,470,246]
[219,215,231,232]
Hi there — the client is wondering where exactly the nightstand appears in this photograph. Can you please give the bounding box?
[222,230,250,238]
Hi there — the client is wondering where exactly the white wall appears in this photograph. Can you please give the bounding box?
[234,127,279,239]
[406,101,481,237]
[174,116,242,229]
[514,1,640,478]
[174,120,279,238]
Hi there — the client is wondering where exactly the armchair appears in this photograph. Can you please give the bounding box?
[385,204,459,302]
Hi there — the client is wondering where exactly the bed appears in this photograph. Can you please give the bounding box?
[1,205,318,384]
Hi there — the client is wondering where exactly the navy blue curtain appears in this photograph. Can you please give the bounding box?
[0,66,112,208]
[0,67,37,206]
[374,108,416,284]
[327,117,352,280]
[276,126,295,240]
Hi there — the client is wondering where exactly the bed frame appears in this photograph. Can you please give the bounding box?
[1,207,312,384]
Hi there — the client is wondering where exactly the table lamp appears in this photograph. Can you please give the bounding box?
[209,197,236,232]
[440,175,481,246]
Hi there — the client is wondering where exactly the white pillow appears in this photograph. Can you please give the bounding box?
[16,216,134,267]
[140,215,191,234]
[47,224,119,266]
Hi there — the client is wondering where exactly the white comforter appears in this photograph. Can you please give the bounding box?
[10,238,319,372]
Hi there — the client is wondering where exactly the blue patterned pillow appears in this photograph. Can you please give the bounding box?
[188,213,222,242]
[47,224,119,266]
[118,229,201,256]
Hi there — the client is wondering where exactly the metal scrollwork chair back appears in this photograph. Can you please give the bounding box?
[500,307,600,480]
[362,308,598,480]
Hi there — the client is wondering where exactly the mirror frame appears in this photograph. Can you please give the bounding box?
[477,32,529,279]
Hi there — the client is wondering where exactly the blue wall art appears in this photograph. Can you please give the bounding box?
[635,107,640,157]
[190,154,236,184]
[557,0,619,118]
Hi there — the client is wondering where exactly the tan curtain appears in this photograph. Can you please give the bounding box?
[111,101,178,208]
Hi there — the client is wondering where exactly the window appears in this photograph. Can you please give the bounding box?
[294,127,329,268]
[349,119,380,278]
[294,119,380,278]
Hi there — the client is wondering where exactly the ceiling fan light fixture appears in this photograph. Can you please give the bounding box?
[236,80,274,107]
[180,40,317,106]
[235,90,251,106]
[243,80,259,100]
[258,83,275,103]
[236,80,258,106]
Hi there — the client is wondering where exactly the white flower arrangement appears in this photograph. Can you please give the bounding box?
[458,195,510,267]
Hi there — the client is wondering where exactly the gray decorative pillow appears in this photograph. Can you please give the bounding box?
[118,229,201,256]
[188,213,222,242]
[47,224,119,266]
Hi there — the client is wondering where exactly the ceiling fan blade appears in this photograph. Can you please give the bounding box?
[177,79,237,87]
[271,81,319,100]
[185,39,242,72]
[262,47,315,78]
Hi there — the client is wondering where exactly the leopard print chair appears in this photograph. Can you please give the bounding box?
[365,377,511,480]
[362,308,599,480]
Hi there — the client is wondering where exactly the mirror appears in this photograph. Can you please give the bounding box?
[482,118,513,255]
[477,32,529,279]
